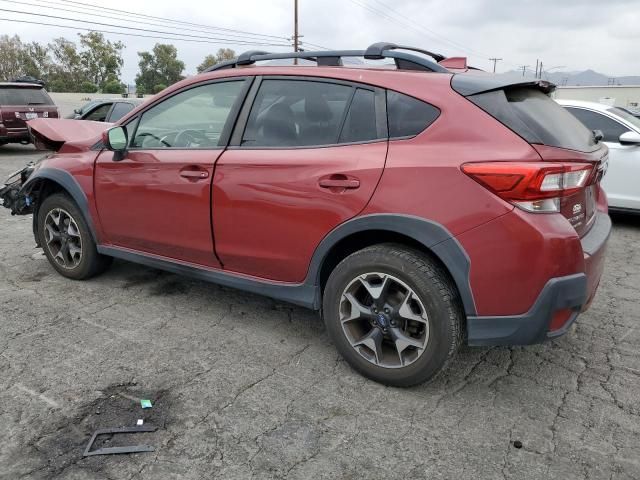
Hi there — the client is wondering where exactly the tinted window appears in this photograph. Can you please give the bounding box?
[566,107,631,143]
[132,80,244,148]
[339,88,378,143]
[387,91,439,138]
[0,87,53,105]
[242,80,353,147]
[470,88,596,152]
[109,102,135,122]
[85,103,112,122]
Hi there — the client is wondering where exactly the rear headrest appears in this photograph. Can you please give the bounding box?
[305,95,332,122]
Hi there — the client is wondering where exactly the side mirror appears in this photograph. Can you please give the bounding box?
[103,126,128,151]
[619,131,640,145]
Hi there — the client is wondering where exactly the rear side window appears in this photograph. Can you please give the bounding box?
[387,91,440,138]
[565,107,630,143]
[339,88,378,143]
[109,102,135,122]
[0,87,54,105]
[242,80,353,147]
[469,88,596,152]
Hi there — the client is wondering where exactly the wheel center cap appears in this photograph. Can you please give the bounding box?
[376,313,389,328]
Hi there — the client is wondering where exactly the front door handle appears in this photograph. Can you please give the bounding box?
[180,167,209,180]
[318,175,360,189]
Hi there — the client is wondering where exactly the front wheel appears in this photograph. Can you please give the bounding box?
[323,244,464,387]
[37,193,112,280]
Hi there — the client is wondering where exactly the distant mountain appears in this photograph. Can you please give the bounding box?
[499,68,640,86]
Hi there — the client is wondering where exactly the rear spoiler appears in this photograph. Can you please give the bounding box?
[451,75,556,97]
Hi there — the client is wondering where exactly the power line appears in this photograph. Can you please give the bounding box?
[1,0,289,44]
[0,17,290,47]
[0,8,291,46]
[56,0,287,41]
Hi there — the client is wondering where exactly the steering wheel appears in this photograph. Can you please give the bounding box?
[174,129,211,148]
[136,132,171,148]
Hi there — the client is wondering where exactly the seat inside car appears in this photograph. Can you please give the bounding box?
[258,102,298,145]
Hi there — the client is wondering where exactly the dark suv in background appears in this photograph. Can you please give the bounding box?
[0,82,59,146]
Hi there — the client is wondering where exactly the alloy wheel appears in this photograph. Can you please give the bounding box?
[43,208,83,270]
[339,272,430,368]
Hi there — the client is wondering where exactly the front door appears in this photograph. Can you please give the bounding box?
[213,78,388,282]
[94,79,249,266]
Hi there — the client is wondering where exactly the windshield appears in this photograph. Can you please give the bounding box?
[608,107,640,131]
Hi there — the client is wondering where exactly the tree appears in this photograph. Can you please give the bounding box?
[0,35,25,81]
[78,32,124,90]
[196,48,235,73]
[135,44,185,94]
[22,42,52,83]
[48,37,86,92]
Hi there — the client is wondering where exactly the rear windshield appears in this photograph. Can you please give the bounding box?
[0,87,54,106]
[469,88,597,152]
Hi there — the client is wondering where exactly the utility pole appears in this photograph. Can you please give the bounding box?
[489,57,502,73]
[538,62,543,79]
[293,0,299,65]
[535,59,539,78]
[519,65,529,77]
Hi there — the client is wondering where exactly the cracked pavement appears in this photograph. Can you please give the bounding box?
[1,144,639,479]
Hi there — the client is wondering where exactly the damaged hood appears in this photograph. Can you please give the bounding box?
[28,118,112,152]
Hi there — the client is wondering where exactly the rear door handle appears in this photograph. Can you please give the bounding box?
[180,167,209,180]
[318,175,360,189]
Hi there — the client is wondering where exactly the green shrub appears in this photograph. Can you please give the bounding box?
[80,81,98,93]
[152,84,167,94]
[103,80,125,94]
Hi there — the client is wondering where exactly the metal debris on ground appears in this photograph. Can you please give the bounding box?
[83,425,157,457]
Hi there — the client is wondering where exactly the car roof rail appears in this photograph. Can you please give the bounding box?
[202,42,450,73]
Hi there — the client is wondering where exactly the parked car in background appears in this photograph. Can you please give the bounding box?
[558,99,640,212]
[68,99,143,123]
[1,44,611,386]
[0,82,58,146]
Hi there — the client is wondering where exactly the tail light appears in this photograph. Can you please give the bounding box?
[461,162,595,213]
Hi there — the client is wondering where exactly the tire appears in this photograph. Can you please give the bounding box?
[37,193,112,280]
[322,244,464,387]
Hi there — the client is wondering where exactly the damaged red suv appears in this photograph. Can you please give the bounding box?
[0,44,610,386]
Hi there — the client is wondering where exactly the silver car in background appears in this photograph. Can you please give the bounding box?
[557,99,640,213]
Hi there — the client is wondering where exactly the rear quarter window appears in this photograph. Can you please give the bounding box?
[387,91,440,139]
[469,88,596,152]
[0,87,54,106]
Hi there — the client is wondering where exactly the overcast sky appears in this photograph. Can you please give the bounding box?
[2,0,639,82]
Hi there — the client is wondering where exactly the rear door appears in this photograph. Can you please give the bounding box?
[212,77,388,282]
[565,106,640,210]
[94,78,251,266]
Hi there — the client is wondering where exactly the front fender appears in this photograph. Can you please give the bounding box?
[23,167,99,244]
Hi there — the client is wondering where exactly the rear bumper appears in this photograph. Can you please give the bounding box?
[467,211,611,346]
[0,125,30,143]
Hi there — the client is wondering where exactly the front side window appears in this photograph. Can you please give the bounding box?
[566,107,631,143]
[242,80,354,147]
[109,102,135,122]
[85,103,112,122]
[131,80,245,149]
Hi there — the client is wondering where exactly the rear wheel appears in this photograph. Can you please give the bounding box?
[323,244,464,387]
[37,193,112,280]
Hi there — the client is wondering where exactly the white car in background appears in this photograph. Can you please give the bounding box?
[557,99,640,213]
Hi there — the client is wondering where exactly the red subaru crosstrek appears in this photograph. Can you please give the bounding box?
[0,44,610,386]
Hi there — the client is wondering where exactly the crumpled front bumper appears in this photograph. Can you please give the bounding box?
[0,163,36,215]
